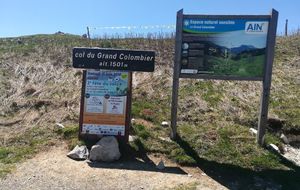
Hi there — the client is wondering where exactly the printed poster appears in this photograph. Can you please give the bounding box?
[81,70,129,136]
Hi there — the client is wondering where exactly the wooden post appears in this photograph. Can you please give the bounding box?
[170,9,183,140]
[87,26,91,39]
[124,71,133,143]
[285,19,288,36]
[257,9,278,146]
[86,26,92,46]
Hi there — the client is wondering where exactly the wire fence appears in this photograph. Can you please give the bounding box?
[88,24,176,39]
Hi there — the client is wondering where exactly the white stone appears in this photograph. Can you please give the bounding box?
[129,135,136,142]
[89,136,121,162]
[131,118,135,123]
[161,121,169,127]
[249,128,257,136]
[67,145,89,160]
[156,160,165,170]
[280,134,289,144]
[56,123,65,129]
[158,136,172,143]
[269,143,280,153]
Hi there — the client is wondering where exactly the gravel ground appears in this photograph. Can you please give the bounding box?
[0,144,226,190]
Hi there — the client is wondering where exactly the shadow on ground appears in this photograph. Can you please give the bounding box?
[175,135,300,190]
[87,139,187,175]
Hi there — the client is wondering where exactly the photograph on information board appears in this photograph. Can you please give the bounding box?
[181,18,269,78]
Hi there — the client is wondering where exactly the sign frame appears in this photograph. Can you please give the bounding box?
[171,9,278,145]
[79,70,132,143]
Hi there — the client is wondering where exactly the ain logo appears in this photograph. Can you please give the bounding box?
[247,23,264,31]
[245,21,268,34]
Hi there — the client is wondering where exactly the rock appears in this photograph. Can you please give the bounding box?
[161,121,169,127]
[278,144,286,154]
[282,145,300,166]
[158,136,172,143]
[156,160,165,170]
[249,128,257,136]
[280,134,289,144]
[268,144,280,153]
[67,145,89,160]
[129,135,136,142]
[89,136,121,162]
[55,123,65,129]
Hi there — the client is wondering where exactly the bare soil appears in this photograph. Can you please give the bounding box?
[0,143,227,190]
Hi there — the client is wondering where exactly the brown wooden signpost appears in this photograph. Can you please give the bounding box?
[73,48,155,143]
[171,9,278,145]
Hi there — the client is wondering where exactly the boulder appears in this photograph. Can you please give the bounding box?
[67,145,89,160]
[89,136,121,162]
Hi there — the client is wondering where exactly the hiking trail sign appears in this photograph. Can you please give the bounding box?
[171,9,278,145]
[73,47,155,143]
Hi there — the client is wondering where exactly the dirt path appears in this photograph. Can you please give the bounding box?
[0,144,226,190]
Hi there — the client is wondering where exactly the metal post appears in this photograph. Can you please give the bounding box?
[257,9,278,145]
[170,9,183,140]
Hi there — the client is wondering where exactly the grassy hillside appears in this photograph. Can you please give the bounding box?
[0,34,299,188]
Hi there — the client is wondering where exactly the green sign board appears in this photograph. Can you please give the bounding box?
[171,9,278,146]
[180,16,270,80]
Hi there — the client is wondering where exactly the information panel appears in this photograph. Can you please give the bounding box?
[80,70,129,137]
[180,16,270,80]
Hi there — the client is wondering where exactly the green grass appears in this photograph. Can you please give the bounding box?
[0,126,57,177]
[132,87,171,123]
[132,124,151,140]
[55,125,85,150]
[207,54,265,78]
[179,80,223,107]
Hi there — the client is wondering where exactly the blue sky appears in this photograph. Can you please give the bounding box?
[0,0,299,37]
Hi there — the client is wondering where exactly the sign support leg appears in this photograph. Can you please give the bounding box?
[257,9,278,146]
[170,9,183,140]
